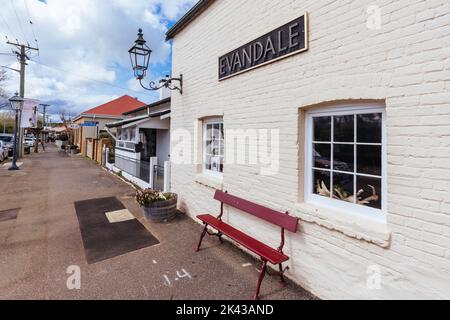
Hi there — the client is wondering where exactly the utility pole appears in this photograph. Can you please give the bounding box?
[40,103,50,147]
[6,41,39,158]
[40,104,49,127]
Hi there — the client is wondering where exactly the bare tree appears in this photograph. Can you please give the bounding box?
[0,69,9,98]
[60,111,68,123]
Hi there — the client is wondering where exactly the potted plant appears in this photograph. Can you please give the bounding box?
[135,189,178,222]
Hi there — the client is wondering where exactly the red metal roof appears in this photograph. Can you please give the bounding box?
[83,95,146,117]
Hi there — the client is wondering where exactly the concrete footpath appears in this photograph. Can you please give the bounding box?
[0,145,313,300]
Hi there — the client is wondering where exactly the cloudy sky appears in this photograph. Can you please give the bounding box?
[0,0,196,120]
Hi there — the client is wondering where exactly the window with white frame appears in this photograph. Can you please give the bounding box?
[129,126,136,142]
[305,105,386,217]
[203,119,224,175]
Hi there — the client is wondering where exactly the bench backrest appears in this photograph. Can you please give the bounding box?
[214,190,298,233]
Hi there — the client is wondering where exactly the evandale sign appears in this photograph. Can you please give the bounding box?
[218,13,308,80]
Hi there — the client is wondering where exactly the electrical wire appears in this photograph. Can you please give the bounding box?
[22,0,39,51]
[0,11,16,41]
[29,59,160,99]
[10,0,29,44]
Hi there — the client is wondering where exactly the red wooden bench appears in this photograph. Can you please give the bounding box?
[195,190,299,300]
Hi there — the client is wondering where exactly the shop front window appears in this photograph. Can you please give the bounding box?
[305,105,386,218]
[203,119,224,176]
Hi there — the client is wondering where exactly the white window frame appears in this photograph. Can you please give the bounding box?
[304,104,387,222]
[202,118,224,177]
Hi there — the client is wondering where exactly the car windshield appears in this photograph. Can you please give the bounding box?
[0,136,13,142]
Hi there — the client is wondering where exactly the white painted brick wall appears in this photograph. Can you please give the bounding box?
[170,0,450,299]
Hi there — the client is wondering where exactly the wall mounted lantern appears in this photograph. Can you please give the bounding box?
[129,29,183,94]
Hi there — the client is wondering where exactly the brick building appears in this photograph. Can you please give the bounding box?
[167,0,450,299]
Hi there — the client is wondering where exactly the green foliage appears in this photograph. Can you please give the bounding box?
[135,189,174,207]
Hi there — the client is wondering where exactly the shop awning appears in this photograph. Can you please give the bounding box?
[105,109,170,128]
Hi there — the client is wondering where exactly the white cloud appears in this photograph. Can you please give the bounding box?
[0,0,196,117]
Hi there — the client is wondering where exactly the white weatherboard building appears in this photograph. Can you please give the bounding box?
[167,0,450,299]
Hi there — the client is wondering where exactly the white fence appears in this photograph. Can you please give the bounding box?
[105,148,170,192]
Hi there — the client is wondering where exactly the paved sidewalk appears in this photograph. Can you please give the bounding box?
[0,145,313,300]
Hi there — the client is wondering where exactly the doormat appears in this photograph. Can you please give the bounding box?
[0,208,19,222]
[74,197,159,264]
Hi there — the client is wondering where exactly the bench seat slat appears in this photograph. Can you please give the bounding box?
[214,191,299,232]
[197,214,289,265]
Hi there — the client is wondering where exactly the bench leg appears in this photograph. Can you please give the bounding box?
[253,259,267,300]
[196,224,208,252]
[279,263,286,285]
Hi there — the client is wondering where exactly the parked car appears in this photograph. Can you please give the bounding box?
[0,134,14,157]
[0,140,8,161]
[24,137,35,148]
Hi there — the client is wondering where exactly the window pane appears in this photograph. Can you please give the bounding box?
[205,155,211,170]
[205,140,212,155]
[333,173,354,203]
[212,124,220,140]
[219,156,224,173]
[219,140,224,156]
[357,113,382,143]
[206,124,212,140]
[212,140,220,156]
[313,170,331,198]
[313,117,331,141]
[333,144,354,172]
[334,115,354,142]
[211,156,220,172]
[357,145,381,176]
[356,176,381,209]
[313,143,331,169]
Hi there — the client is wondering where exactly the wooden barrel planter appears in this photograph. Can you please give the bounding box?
[143,193,178,222]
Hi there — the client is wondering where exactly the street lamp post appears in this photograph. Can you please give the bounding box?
[129,29,183,94]
[8,92,24,171]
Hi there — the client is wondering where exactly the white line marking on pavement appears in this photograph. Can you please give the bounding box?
[142,285,149,297]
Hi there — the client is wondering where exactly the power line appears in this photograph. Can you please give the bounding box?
[10,0,29,44]
[0,11,17,43]
[29,59,160,99]
[0,64,20,72]
[22,0,39,52]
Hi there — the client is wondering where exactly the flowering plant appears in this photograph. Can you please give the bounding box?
[135,189,174,207]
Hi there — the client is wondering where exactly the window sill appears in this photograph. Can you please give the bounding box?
[293,202,391,248]
[195,173,223,190]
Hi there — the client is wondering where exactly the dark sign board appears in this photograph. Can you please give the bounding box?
[218,13,308,80]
